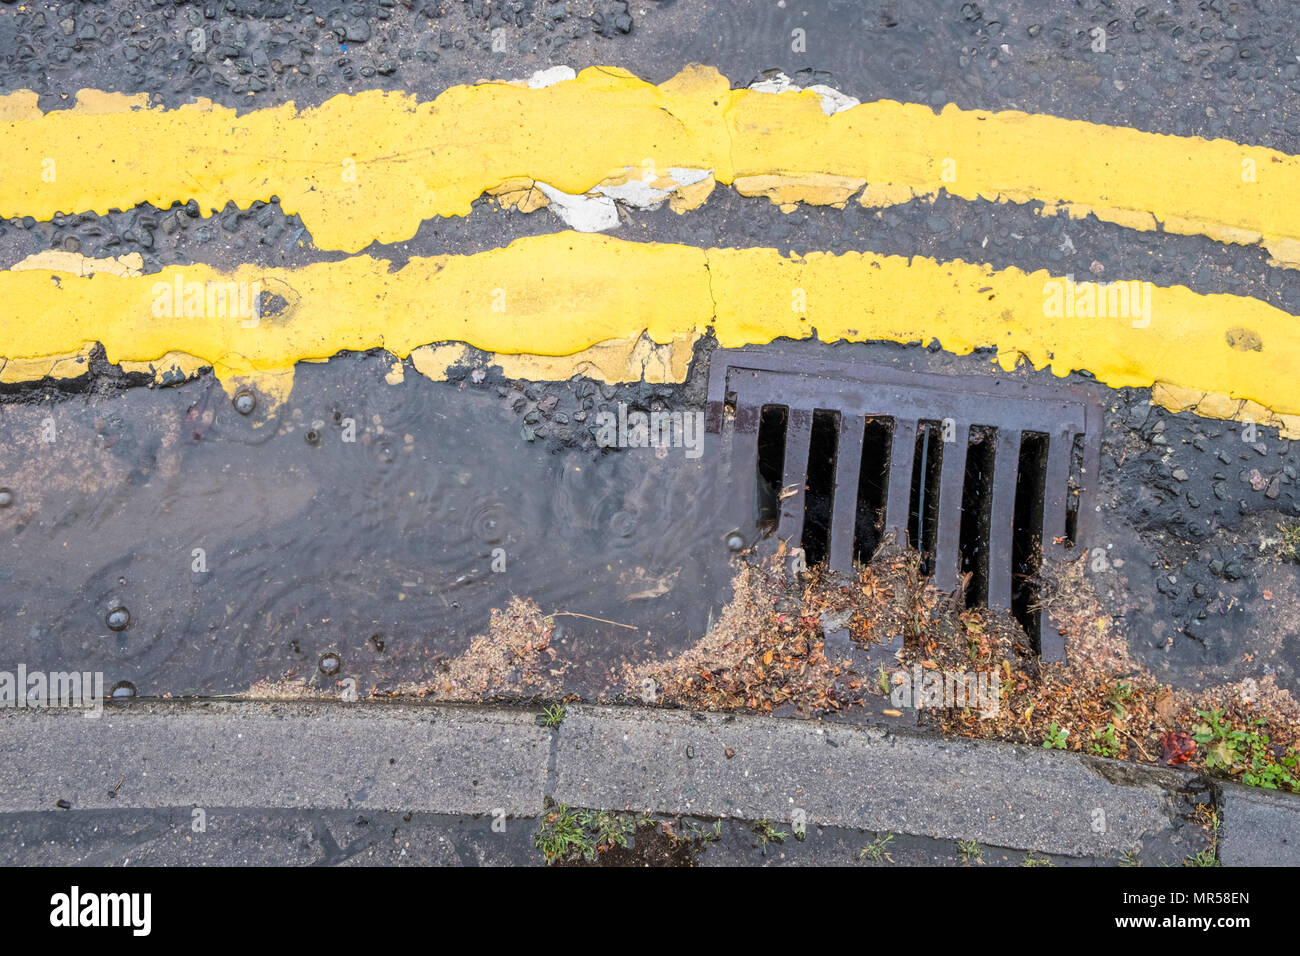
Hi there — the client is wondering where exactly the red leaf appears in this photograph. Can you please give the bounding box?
[1159,730,1196,766]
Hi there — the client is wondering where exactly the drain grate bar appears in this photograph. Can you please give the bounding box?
[1041,427,1074,551]
[933,427,968,593]
[884,418,916,540]
[987,429,1020,609]
[732,401,762,516]
[828,416,864,572]
[777,408,813,545]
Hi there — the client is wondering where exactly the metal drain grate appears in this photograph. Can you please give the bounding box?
[706,349,1103,661]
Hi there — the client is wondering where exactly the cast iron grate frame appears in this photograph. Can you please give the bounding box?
[705,348,1103,662]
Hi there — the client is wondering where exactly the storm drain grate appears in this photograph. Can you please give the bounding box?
[706,349,1103,660]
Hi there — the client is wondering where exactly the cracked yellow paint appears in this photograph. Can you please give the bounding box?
[667,175,715,213]
[408,334,697,384]
[11,249,144,277]
[1,233,1297,432]
[488,178,551,214]
[733,173,866,210]
[117,350,210,383]
[2,66,1298,263]
[489,168,714,215]
[1151,383,1300,440]
[409,342,471,381]
[0,89,40,122]
[0,348,93,383]
[489,331,699,383]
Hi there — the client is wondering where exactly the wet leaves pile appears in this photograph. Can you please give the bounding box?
[929,554,1300,791]
[391,596,564,700]
[626,545,858,715]
[621,539,1299,792]
[622,540,1023,717]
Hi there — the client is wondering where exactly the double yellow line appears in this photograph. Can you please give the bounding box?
[1,67,1297,432]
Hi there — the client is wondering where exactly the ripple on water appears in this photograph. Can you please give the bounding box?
[1,359,739,697]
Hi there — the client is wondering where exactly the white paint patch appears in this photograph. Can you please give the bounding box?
[748,72,860,115]
[586,167,717,211]
[534,182,620,232]
[594,178,674,209]
[806,84,861,116]
[667,167,712,186]
[749,73,800,95]
[527,65,577,89]
[509,166,715,227]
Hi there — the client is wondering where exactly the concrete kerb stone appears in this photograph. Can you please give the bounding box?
[1217,781,1300,866]
[2,699,1295,861]
[553,705,1188,858]
[0,699,551,817]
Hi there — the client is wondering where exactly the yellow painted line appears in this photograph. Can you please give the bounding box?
[1,233,1297,438]
[1,67,1298,263]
